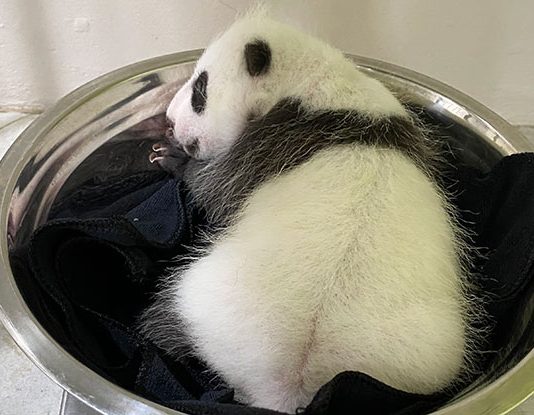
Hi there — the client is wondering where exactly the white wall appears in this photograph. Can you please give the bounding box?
[0,0,533,124]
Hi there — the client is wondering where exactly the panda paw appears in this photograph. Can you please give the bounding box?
[149,141,189,176]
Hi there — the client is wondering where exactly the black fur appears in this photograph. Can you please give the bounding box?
[138,270,197,360]
[191,71,208,114]
[188,98,436,227]
[183,139,199,158]
[244,39,271,76]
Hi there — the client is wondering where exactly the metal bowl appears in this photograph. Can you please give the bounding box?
[0,51,532,415]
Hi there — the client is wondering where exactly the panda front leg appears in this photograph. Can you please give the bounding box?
[149,139,191,177]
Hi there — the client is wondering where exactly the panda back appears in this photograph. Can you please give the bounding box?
[175,143,468,412]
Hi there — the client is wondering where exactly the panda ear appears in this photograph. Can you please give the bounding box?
[244,39,271,77]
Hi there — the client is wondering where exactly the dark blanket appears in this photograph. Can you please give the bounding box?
[10,150,534,415]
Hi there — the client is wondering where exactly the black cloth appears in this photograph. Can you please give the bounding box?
[10,152,534,415]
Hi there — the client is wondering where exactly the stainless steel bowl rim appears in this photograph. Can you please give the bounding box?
[0,50,532,415]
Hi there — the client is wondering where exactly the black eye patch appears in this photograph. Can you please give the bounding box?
[191,71,208,114]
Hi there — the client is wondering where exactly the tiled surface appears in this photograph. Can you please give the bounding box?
[0,112,532,414]
[0,324,63,415]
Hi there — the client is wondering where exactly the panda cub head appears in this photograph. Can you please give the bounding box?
[166,15,406,161]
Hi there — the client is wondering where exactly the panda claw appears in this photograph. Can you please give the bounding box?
[149,152,164,163]
[152,143,165,152]
[148,140,190,175]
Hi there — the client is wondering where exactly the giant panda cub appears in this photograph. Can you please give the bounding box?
[141,14,479,413]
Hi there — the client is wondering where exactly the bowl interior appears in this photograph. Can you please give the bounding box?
[2,53,533,415]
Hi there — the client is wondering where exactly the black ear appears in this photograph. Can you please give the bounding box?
[244,39,271,76]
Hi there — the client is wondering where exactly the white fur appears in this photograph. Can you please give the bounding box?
[166,14,406,160]
[159,14,473,413]
[175,146,467,412]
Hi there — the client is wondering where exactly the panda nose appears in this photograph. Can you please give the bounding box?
[182,139,199,158]
[165,127,174,139]
[164,117,175,139]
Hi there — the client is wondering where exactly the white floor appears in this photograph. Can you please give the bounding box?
[0,112,532,415]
